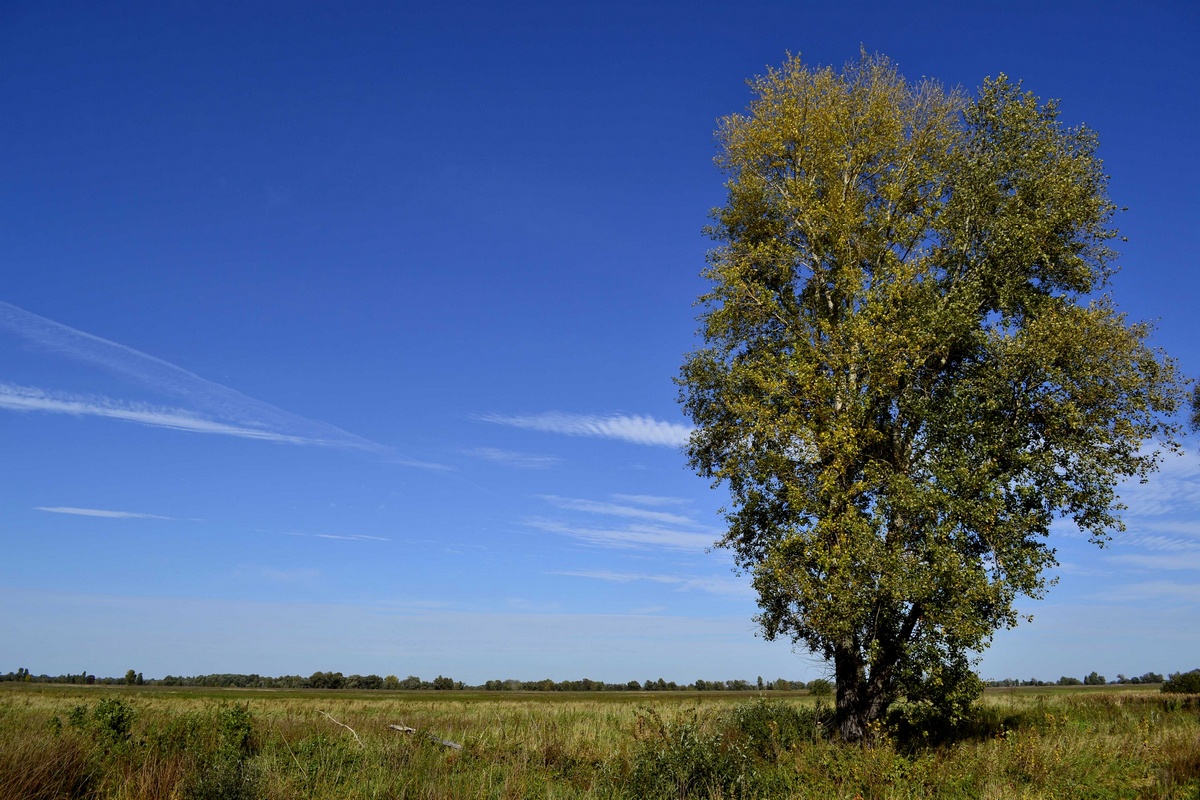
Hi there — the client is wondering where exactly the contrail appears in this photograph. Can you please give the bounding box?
[0,300,387,453]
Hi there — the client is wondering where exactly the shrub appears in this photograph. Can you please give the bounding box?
[67,697,135,751]
[183,703,259,800]
[623,708,754,799]
[806,678,833,697]
[617,699,827,798]
[729,697,821,760]
[93,698,135,742]
[897,658,983,734]
[145,702,260,800]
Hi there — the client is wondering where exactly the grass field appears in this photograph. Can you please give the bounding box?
[1,683,1197,799]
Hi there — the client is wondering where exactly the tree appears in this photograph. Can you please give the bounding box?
[1084,671,1105,686]
[125,669,137,686]
[679,53,1187,741]
[1161,669,1200,694]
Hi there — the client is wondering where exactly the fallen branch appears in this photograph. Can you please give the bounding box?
[320,711,364,748]
[388,723,463,750]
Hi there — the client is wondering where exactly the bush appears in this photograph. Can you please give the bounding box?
[898,658,983,733]
[1161,669,1200,694]
[806,679,833,697]
[184,703,259,800]
[617,698,828,798]
[623,708,753,799]
[67,697,135,750]
[729,698,821,760]
[147,703,260,800]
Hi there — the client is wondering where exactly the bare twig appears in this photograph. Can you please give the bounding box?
[388,722,462,750]
[320,711,364,748]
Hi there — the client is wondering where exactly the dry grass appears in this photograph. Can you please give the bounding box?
[0,684,1196,799]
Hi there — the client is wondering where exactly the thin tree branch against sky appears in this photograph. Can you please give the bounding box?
[1,0,1196,683]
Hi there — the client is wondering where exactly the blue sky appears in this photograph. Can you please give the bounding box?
[2,1,1197,684]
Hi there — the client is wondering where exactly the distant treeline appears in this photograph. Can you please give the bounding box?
[0,668,813,692]
[3,667,1185,691]
[985,672,1165,687]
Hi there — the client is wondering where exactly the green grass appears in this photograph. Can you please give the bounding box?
[1,683,1197,798]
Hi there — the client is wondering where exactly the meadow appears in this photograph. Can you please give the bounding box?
[1,683,1197,799]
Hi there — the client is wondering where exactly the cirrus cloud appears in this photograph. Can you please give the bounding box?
[35,506,175,520]
[0,301,391,454]
[478,412,692,448]
[463,446,561,469]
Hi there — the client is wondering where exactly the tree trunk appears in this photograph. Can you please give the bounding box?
[834,643,869,742]
[833,642,893,743]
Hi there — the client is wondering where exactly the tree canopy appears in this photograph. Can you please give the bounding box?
[679,53,1187,741]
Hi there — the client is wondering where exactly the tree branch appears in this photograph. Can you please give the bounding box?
[320,710,364,748]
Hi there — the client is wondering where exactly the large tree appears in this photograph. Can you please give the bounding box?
[679,53,1187,741]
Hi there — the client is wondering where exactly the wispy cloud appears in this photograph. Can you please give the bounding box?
[3,384,334,445]
[35,506,174,520]
[463,447,561,469]
[1119,451,1200,518]
[260,567,322,583]
[539,495,696,527]
[557,569,751,597]
[612,494,691,507]
[1104,552,1200,571]
[0,301,388,453]
[1118,535,1200,552]
[527,518,714,551]
[1111,525,1200,552]
[528,492,719,552]
[1051,561,1110,578]
[283,531,390,542]
[1099,580,1200,603]
[478,412,692,447]
[1129,519,1200,537]
[389,455,454,471]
